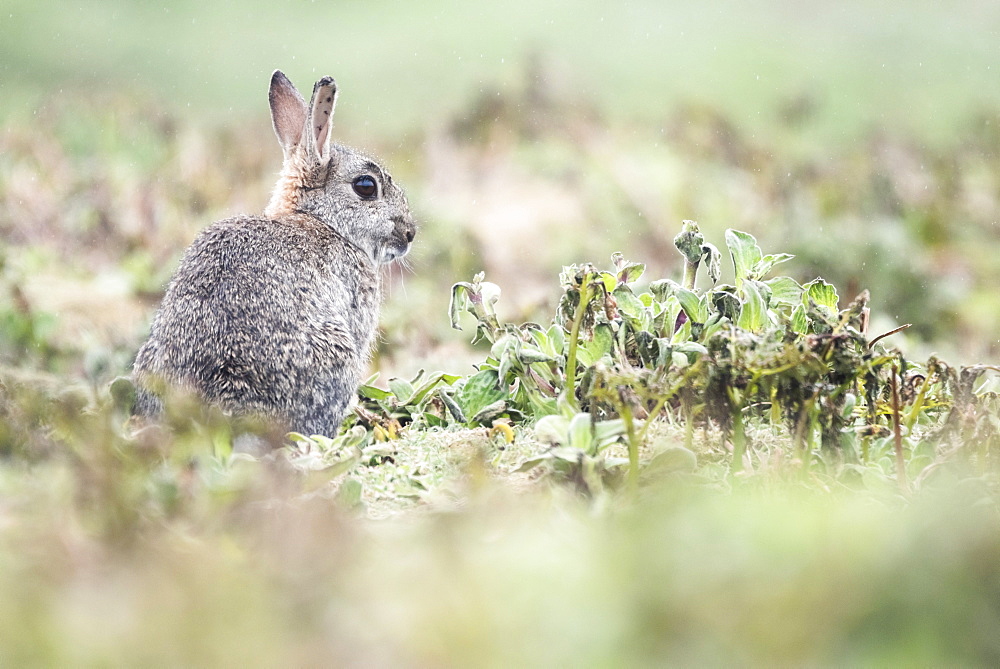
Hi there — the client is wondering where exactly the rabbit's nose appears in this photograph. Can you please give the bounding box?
[404,226,415,243]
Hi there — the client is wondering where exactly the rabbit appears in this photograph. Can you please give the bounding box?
[132,70,416,438]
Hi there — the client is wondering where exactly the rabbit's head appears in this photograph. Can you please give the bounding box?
[264,70,415,265]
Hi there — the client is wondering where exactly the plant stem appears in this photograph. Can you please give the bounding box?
[683,392,695,452]
[890,364,908,493]
[793,395,817,469]
[634,363,702,448]
[564,280,591,410]
[728,388,746,473]
[618,391,640,492]
[903,371,932,433]
[682,258,700,291]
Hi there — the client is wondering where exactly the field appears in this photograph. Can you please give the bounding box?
[3,1,1000,665]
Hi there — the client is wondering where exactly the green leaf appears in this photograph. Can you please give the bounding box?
[765,276,803,305]
[458,369,505,419]
[109,376,136,413]
[804,278,839,311]
[388,377,415,404]
[613,285,645,320]
[547,324,566,357]
[725,229,763,285]
[596,271,618,293]
[490,333,518,361]
[357,384,392,401]
[515,455,552,473]
[523,387,559,418]
[700,312,728,341]
[675,287,708,324]
[790,304,809,334]
[654,295,682,337]
[737,280,769,332]
[438,389,467,423]
[593,418,626,450]
[756,253,794,278]
[648,279,679,303]
[516,344,555,365]
[335,478,364,508]
[567,412,595,453]
[578,322,614,367]
[591,323,614,358]
[471,400,509,425]
[673,342,708,364]
[424,414,446,428]
[408,371,460,406]
[616,261,646,285]
[535,414,569,445]
[672,317,692,343]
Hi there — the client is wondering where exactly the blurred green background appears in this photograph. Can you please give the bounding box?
[4,0,1000,375]
[5,0,1000,142]
[3,2,1000,665]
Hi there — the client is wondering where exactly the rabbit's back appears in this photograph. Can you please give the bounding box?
[134,214,380,436]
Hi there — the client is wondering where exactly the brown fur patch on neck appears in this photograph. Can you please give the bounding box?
[264,153,310,218]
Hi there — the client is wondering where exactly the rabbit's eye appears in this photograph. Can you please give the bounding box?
[352,175,378,199]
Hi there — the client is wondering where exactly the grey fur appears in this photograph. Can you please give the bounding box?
[133,70,415,437]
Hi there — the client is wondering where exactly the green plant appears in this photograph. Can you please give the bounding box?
[446,220,1000,490]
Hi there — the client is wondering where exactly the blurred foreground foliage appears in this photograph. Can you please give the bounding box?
[3,86,1000,664]
[3,219,1000,664]
[2,358,1000,665]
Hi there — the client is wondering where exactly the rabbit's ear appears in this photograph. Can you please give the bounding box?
[305,76,338,162]
[269,70,308,157]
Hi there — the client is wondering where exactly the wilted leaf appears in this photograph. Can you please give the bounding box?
[438,389,467,423]
[710,287,742,322]
[703,242,722,285]
[674,219,706,264]
[471,400,509,425]
[448,282,473,330]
